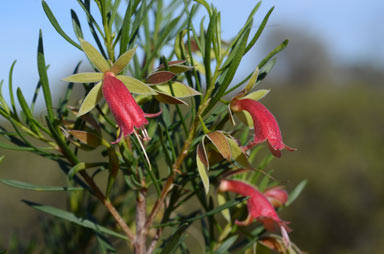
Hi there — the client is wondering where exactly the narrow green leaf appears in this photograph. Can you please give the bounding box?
[0,80,10,114]
[286,180,307,206]
[194,0,212,16]
[0,178,83,191]
[197,143,209,194]
[68,162,87,179]
[106,147,119,197]
[217,193,230,222]
[155,82,201,98]
[0,155,5,163]
[96,233,117,254]
[245,6,274,53]
[8,60,18,117]
[119,0,134,55]
[23,200,129,240]
[204,13,216,87]
[78,81,103,116]
[17,88,46,133]
[42,1,81,50]
[258,40,288,69]
[205,25,252,114]
[80,39,110,72]
[37,30,54,122]
[160,223,189,254]
[71,9,84,40]
[63,72,103,83]
[257,58,277,83]
[117,75,157,95]
[156,197,248,228]
[215,235,238,254]
[143,17,181,74]
[110,47,136,74]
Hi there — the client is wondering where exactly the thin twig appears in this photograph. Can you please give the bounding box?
[79,171,135,242]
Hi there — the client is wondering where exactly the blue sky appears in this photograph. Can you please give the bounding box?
[1,0,383,104]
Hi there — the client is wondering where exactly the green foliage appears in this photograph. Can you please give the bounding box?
[0,1,301,253]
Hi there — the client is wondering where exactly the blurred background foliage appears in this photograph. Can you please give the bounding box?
[1,8,384,254]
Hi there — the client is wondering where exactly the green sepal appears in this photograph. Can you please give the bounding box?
[111,47,137,74]
[117,75,157,95]
[80,39,110,72]
[243,89,270,101]
[78,81,103,116]
[155,82,201,98]
[63,72,103,83]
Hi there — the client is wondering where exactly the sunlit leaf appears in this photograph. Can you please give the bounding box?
[243,89,270,101]
[244,67,259,92]
[206,131,231,160]
[197,143,209,194]
[63,72,103,83]
[217,193,231,222]
[78,81,103,116]
[226,135,252,169]
[155,82,201,98]
[80,39,110,72]
[117,75,157,95]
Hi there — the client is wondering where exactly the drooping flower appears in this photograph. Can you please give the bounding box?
[264,186,289,208]
[219,179,291,247]
[230,98,295,157]
[102,72,161,143]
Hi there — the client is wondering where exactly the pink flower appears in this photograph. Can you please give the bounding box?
[264,186,289,208]
[102,72,161,143]
[219,179,291,246]
[230,98,295,157]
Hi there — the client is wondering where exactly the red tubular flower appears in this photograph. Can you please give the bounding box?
[102,72,161,143]
[264,186,289,208]
[219,179,291,246]
[230,98,295,157]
